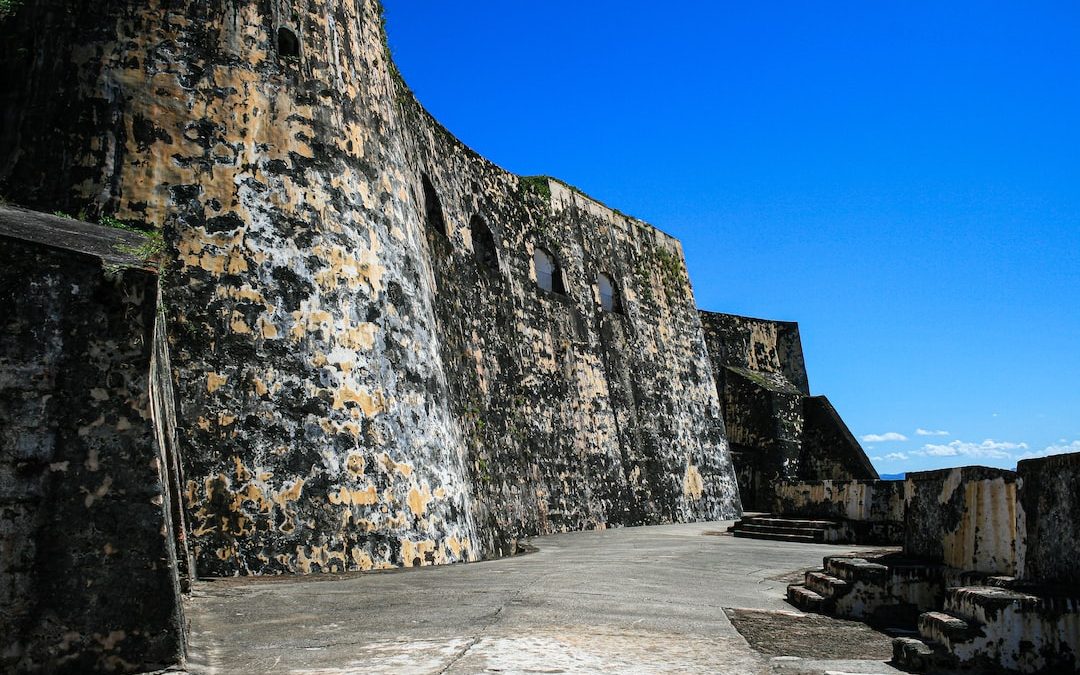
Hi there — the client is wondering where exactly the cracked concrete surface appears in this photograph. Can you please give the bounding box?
[185,522,904,674]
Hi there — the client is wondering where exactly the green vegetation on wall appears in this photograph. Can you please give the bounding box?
[520,176,553,201]
[0,0,21,19]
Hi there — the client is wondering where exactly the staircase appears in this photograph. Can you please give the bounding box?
[786,552,945,629]
[785,552,1080,673]
[727,515,848,544]
[893,583,1080,674]
[787,568,850,613]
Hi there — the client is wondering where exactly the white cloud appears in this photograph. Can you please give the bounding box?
[915,428,950,437]
[1016,440,1080,461]
[873,435,1080,469]
[913,439,1027,460]
[871,451,910,463]
[882,452,908,461]
[861,432,908,442]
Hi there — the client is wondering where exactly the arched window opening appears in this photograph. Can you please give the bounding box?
[597,272,620,313]
[470,215,498,271]
[277,27,301,59]
[422,174,447,238]
[533,246,566,295]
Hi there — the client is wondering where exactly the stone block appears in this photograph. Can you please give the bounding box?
[904,466,1018,575]
[1016,451,1080,586]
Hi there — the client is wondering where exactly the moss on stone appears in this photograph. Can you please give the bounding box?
[520,176,552,201]
[0,0,20,20]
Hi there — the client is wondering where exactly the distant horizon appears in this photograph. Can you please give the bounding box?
[383,0,1080,475]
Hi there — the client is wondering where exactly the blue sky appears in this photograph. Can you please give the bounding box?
[382,1,1080,474]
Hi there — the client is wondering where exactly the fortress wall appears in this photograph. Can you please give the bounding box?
[774,479,905,523]
[1016,452,1080,585]
[2,0,481,575]
[699,311,810,396]
[721,368,803,509]
[398,105,741,548]
[905,467,1018,575]
[0,0,741,574]
[698,310,875,509]
[699,311,809,510]
[798,395,877,481]
[153,0,483,575]
[0,225,185,673]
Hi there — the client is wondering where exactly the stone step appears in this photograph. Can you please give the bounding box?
[824,556,889,583]
[883,561,948,584]
[943,585,1041,622]
[951,570,1017,589]
[734,523,826,537]
[787,583,832,613]
[805,570,849,597]
[818,553,947,590]
[933,585,1080,671]
[732,529,818,544]
[891,636,938,672]
[918,610,977,644]
[823,555,864,573]
[741,516,839,529]
[944,585,1038,615]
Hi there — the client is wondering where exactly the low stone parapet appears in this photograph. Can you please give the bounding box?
[1016,451,1080,586]
[773,478,905,544]
[904,466,1018,575]
[789,457,1080,673]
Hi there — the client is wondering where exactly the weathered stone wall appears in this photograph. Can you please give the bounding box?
[904,467,1017,575]
[774,479,905,523]
[799,396,877,481]
[774,479,904,543]
[1015,452,1080,586]
[721,368,803,510]
[0,0,741,575]
[0,215,185,673]
[699,311,874,510]
[408,154,740,551]
[699,311,809,395]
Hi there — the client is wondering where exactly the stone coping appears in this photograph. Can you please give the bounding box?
[0,204,154,268]
[906,465,1017,482]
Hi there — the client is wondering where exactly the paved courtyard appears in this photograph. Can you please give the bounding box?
[185,522,904,674]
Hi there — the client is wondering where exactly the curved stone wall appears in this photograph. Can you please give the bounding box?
[0,0,741,574]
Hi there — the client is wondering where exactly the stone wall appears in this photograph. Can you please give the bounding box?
[700,312,806,509]
[699,311,809,395]
[904,467,1017,575]
[0,212,185,673]
[0,0,741,576]
[699,311,874,509]
[411,159,741,553]
[1016,452,1080,586]
[719,365,804,510]
[773,479,905,544]
[774,479,905,523]
[799,396,876,480]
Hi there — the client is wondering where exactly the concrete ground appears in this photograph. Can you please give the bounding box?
[184,521,905,674]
